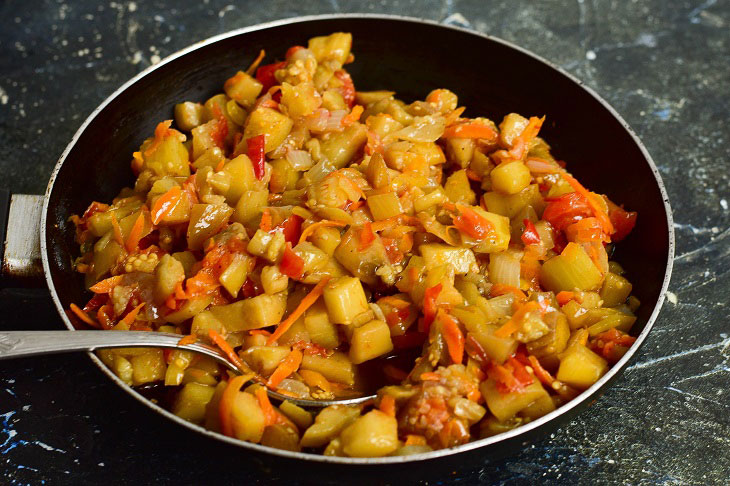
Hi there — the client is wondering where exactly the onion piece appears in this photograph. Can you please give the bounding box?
[488,252,521,287]
[393,115,446,142]
[525,157,561,174]
[325,110,347,132]
[303,108,330,133]
[286,149,314,170]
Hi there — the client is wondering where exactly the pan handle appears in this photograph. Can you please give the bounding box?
[0,190,44,287]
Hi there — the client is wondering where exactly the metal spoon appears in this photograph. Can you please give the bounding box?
[0,330,375,408]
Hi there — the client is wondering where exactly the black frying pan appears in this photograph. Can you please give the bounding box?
[2,14,673,480]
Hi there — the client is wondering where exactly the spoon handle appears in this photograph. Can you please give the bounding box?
[0,330,232,368]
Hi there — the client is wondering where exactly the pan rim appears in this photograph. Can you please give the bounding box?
[40,13,675,465]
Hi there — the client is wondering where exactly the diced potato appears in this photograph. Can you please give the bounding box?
[499,113,529,148]
[192,147,226,171]
[277,316,310,346]
[208,292,287,331]
[241,346,291,375]
[261,265,289,295]
[304,300,340,349]
[223,155,258,205]
[281,82,321,118]
[340,410,398,458]
[140,129,190,177]
[233,190,269,224]
[307,32,352,67]
[300,404,360,448]
[420,243,478,275]
[293,242,329,275]
[410,141,446,165]
[526,313,570,358]
[261,424,301,452]
[468,208,511,254]
[231,391,266,443]
[174,102,206,131]
[321,89,347,111]
[219,253,253,298]
[490,161,531,195]
[111,353,133,385]
[444,169,476,205]
[154,253,185,301]
[323,276,369,325]
[541,243,604,292]
[367,192,402,221]
[190,310,226,337]
[556,344,608,390]
[130,349,167,386]
[172,382,216,423]
[279,400,313,430]
[349,319,393,364]
[186,204,234,250]
[301,351,355,385]
[519,394,557,420]
[445,137,475,168]
[164,296,214,324]
[468,323,519,364]
[482,184,544,218]
[562,300,590,330]
[204,381,227,432]
[321,124,368,169]
[243,107,294,153]
[599,272,633,307]
[482,378,549,422]
[224,71,263,108]
[310,226,342,256]
[172,251,197,278]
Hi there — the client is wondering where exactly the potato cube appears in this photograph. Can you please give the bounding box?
[130,349,166,386]
[300,404,360,448]
[304,300,340,349]
[490,161,531,195]
[556,344,608,390]
[208,292,287,331]
[420,243,478,275]
[323,276,369,325]
[482,378,548,422]
[231,392,265,443]
[172,382,216,423]
[349,320,393,364]
[301,352,355,385]
[340,410,399,458]
[367,192,403,221]
[541,243,603,292]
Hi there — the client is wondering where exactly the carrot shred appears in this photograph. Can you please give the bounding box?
[370,215,421,233]
[439,311,465,364]
[208,328,246,372]
[215,158,226,172]
[358,222,376,251]
[151,186,182,225]
[125,212,145,253]
[267,277,331,345]
[298,220,347,244]
[556,291,575,306]
[494,301,541,338]
[259,208,273,232]
[405,434,427,446]
[379,394,396,417]
[560,172,615,235]
[465,168,482,181]
[255,386,280,426]
[528,355,556,387]
[69,303,98,326]
[342,104,364,125]
[246,49,266,75]
[298,369,332,392]
[266,349,303,389]
[120,303,145,326]
[89,275,124,294]
[442,121,498,140]
[420,372,441,381]
[508,116,545,159]
[110,212,124,247]
[378,296,411,309]
[177,334,197,346]
[489,284,527,301]
[219,374,252,437]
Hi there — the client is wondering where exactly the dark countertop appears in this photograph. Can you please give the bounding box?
[1,0,728,484]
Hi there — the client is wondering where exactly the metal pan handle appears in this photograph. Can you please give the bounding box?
[0,190,44,287]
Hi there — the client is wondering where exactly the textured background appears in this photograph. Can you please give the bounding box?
[1,0,729,484]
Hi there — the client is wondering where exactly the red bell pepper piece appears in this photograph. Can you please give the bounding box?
[607,200,637,242]
[521,219,541,245]
[542,192,593,231]
[279,214,303,244]
[246,134,266,180]
[255,61,286,93]
[280,243,304,279]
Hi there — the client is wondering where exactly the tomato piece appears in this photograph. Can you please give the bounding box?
[280,243,304,279]
[334,70,355,108]
[285,45,305,60]
[255,61,286,93]
[607,201,637,242]
[279,214,303,244]
[246,134,266,180]
[423,283,442,330]
[452,204,494,240]
[542,192,593,231]
[564,217,605,243]
[521,219,541,245]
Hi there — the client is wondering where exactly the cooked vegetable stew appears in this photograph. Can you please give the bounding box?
[69,32,639,457]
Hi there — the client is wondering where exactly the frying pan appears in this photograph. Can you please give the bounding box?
[2,14,673,479]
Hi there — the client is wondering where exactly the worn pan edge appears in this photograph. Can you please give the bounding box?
[39,13,675,465]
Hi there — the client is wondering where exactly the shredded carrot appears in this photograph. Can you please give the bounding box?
[151,186,182,225]
[405,434,427,446]
[144,120,177,157]
[219,374,252,437]
[215,158,226,172]
[208,329,246,371]
[560,172,615,235]
[259,208,273,232]
[465,168,482,181]
[120,303,145,326]
[378,296,411,309]
[267,277,331,345]
[370,215,421,233]
[342,104,364,125]
[420,372,441,381]
[379,394,396,417]
[298,220,347,244]
[508,116,545,159]
[358,222,376,251]
[246,49,266,75]
[89,275,124,293]
[442,121,498,140]
[255,386,280,426]
[494,301,541,338]
[556,291,575,306]
[266,349,303,389]
[489,284,527,301]
[69,303,97,326]
[298,369,332,392]
[528,355,556,387]
[125,212,145,253]
[439,311,465,364]
[443,106,466,126]
[110,212,124,247]
[177,334,197,346]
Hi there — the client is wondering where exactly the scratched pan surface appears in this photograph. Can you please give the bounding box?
[39,14,673,479]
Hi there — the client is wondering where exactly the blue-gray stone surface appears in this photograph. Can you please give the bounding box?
[1,1,728,484]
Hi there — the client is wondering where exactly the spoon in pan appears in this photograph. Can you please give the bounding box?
[0,330,376,408]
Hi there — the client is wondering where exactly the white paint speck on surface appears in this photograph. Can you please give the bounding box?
[721,199,728,210]
[607,459,615,464]
[586,50,596,60]
[150,54,161,64]
[128,1,137,12]
[667,291,678,304]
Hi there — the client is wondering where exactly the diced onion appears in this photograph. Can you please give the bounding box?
[525,157,560,174]
[286,149,314,170]
[488,252,521,287]
[393,115,446,142]
[325,110,347,132]
[488,294,515,317]
[277,378,311,399]
[305,159,335,183]
[304,108,330,133]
